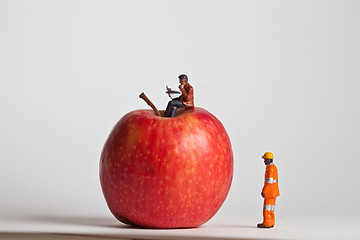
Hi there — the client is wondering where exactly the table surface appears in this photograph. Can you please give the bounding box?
[1,214,359,240]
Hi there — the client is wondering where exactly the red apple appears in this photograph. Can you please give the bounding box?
[100,107,233,228]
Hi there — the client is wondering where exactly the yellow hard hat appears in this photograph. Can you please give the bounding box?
[262,152,274,159]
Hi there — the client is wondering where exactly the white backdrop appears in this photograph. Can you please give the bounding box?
[1,0,359,224]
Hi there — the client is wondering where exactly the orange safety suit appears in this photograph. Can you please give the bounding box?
[261,163,280,227]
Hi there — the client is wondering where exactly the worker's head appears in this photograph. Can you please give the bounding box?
[262,152,274,165]
[263,158,273,165]
[178,74,188,85]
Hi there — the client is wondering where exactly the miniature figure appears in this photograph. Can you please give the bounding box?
[257,152,280,228]
[164,74,194,117]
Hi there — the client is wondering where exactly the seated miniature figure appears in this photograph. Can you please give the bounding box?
[164,74,194,118]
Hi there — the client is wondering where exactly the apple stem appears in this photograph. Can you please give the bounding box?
[139,92,161,116]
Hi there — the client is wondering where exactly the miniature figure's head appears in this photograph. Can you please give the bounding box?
[262,152,274,165]
[263,158,273,165]
[178,74,188,85]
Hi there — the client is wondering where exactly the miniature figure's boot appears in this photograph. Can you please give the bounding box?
[259,198,276,228]
[257,223,272,228]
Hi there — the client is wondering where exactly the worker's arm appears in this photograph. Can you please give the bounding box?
[262,167,276,198]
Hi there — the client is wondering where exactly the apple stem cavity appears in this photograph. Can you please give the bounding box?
[139,92,161,117]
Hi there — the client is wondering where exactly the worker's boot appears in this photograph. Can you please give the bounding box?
[257,223,272,228]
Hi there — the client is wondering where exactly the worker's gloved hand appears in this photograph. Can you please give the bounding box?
[261,192,265,198]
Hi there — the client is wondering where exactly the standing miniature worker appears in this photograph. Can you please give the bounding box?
[257,152,280,228]
[164,74,194,118]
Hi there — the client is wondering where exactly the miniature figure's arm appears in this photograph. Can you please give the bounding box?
[262,167,276,198]
[180,86,192,102]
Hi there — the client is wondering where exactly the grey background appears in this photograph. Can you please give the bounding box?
[1,0,359,223]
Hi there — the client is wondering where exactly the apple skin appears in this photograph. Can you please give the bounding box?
[100,107,233,228]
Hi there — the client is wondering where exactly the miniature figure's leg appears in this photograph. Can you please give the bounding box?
[164,100,185,117]
[263,210,272,227]
[169,106,177,118]
[164,102,172,117]
[263,198,276,227]
[270,198,276,226]
[270,210,275,227]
